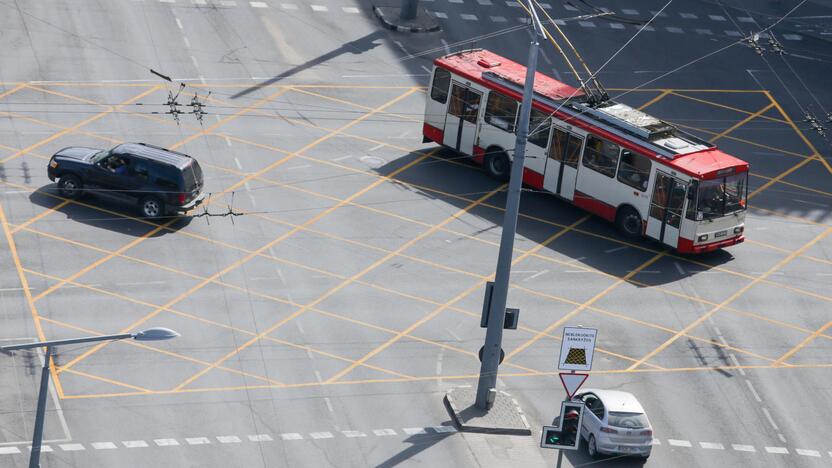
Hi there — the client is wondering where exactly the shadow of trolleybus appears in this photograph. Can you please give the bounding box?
[422,49,748,254]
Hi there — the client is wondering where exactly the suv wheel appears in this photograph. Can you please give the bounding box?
[58,174,82,199]
[140,197,164,218]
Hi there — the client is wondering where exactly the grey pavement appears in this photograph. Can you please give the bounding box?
[1,0,831,467]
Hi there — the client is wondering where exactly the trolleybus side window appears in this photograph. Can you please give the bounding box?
[617,150,651,191]
[528,109,551,148]
[448,84,480,124]
[430,68,451,104]
[484,91,519,133]
[548,128,582,168]
[582,135,620,178]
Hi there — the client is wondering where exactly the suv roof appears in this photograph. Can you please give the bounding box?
[113,143,193,169]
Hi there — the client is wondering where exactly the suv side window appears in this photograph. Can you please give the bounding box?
[132,159,150,182]
[151,163,180,190]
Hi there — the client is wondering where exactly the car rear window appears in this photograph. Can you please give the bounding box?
[608,412,649,429]
[182,160,203,192]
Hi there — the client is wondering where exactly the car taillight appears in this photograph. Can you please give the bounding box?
[640,430,653,436]
[178,193,186,204]
[600,427,618,434]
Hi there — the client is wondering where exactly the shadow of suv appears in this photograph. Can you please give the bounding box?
[47,142,205,218]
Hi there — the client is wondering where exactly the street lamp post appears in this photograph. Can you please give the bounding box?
[475,0,546,410]
[0,327,180,468]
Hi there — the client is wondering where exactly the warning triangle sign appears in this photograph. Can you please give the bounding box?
[559,373,589,399]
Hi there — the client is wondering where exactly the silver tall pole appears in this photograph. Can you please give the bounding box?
[475,5,545,409]
[29,346,52,468]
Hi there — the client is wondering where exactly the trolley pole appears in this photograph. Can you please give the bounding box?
[475,2,545,410]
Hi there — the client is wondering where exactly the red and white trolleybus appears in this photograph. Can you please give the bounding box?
[422,49,748,254]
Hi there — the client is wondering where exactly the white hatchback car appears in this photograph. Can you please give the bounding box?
[573,389,653,459]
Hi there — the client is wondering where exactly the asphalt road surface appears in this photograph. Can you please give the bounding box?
[1,0,830,467]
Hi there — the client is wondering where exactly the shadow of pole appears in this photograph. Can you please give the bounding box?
[374,422,457,468]
[231,30,385,100]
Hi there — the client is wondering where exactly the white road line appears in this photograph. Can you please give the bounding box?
[709,15,726,21]
[393,41,410,56]
[59,443,85,451]
[700,442,724,450]
[436,351,443,375]
[217,436,241,443]
[342,431,367,438]
[314,370,323,382]
[310,4,327,11]
[342,6,359,13]
[725,30,743,37]
[668,439,692,447]
[286,164,311,170]
[281,3,298,9]
[604,246,627,253]
[737,16,755,23]
[225,136,233,147]
[191,56,199,68]
[433,11,448,19]
[154,439,179,446]
[673,262,686,275]
[0,447,21,454]
[505,0,520,6]
[610,23,624,29]
[666,27,683,33]
[490,16,507,22]
[220,0,236,6]
[175,18,183,29]
[403,427,427,435]
[324,397,335,413]
[765,446,788,454]
[621,9,638,15]
[91,442,117,450]
[192,0,206,4]
[564,270,591,273]
[232,158,242,170]
[369,143,385,152]
[778,433,787,443]
[796,448,821,457]
[185,437,210,445]
[28,445,52,452]
[728,353,746,376]
[333,155,352,162]
[651,438,661,445]
[745,380,762,402]
[310,432,334,439]
[525,269,548,280]
[477,0,492,4]
[280,433,303,440]
[441,39,451,54]
[421,65,432,74]
[563,3,577,10]
[680,13,698,19]
[732,444,755,452]
[248,434,273,442]
[373,429,397,436]
[250,1,268,7]
[761,407,780,430]
[122,440,148,448]
[461,14,478,21]
[578,21,596,27]
[696,28,713,35]
[432,426,457,433]
[782,34,802,40]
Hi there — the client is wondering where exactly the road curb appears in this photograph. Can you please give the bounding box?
[372,5,441,33]
[444,386,532,436]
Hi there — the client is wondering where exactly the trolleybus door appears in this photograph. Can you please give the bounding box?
[543,124,584,201]
[443,83,482,155]
[647,172,688,248]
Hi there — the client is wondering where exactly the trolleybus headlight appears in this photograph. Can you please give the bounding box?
[698,234,709,242]
[734,226,744,234]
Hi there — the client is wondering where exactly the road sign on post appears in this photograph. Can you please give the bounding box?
[559,372,588,399]
[558,327,598,371]
[540,401,584,450]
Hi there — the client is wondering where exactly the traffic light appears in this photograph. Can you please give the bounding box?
[540,401,584,451]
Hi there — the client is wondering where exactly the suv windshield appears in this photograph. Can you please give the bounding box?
[608,412,649,429]
[91,149,111,164]
[696,172,747,219]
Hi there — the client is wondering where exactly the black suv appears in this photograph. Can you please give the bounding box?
[47,143,205,218]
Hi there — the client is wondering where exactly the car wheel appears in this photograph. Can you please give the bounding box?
[58,174,83,199]
[139,197,164,219]
[587,434,599,459]
[616,206,642,239]
[484,150,511,181]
